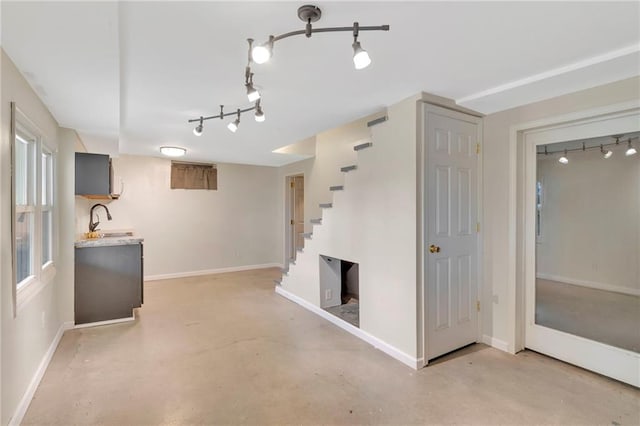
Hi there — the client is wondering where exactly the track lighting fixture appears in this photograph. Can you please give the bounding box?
[601,145,613,159]
[625,139,637,156]
[187,5,387,136]
[558,150,569,164]
[188,101,264,134]
[537,135,639,163]
[193,117,204,136]
[249,5,388,69]
[227,109,241,133]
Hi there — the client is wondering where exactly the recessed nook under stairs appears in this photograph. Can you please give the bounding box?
[319,255,359,327]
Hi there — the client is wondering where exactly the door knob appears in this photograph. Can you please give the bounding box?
[429,244,441,253]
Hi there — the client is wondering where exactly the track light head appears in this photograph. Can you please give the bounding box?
[228,109,241,132]
[252,36,274,64]
[352,41,371,70]
[625,140,637,156]
[255,107,265,122]
[246,83,260,102]
[558,150,569,164]
[600,145,613,159]
[193,117,204,136]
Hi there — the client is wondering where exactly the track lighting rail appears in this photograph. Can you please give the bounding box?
[536,136,638,155]
[272,24,390,43]
[188,105,256,123]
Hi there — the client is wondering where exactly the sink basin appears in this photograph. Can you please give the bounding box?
[100,231,134,238]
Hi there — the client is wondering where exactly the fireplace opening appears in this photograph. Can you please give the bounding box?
[319,255,359,327]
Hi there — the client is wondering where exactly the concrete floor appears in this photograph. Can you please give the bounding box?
[24,268,640,425]
[537,279,640,352]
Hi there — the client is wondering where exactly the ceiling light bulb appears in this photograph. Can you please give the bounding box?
[160,146,186,157]
[255,108,265,122]
[227,119,239,133]
[252,45,272,64]
[558,150,569,164]
[352,41,371,70]
[246,84,260,102]
[601,146,613,159]
[193,124,203,136]
[625,141,637,156]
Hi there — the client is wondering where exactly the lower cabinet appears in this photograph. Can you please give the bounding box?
[75,243,143,325]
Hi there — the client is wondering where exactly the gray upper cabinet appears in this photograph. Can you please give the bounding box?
[75,152,110,195]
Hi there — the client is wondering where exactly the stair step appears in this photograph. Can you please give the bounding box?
[329,185,344,191]
[297,247,304,253]
[281,267,289,275]
[319,203,333,208]
[354,142,373,151]
[274,278,282,285]
[301,232,313,239]
[310,218,322,224]
[341,165,357,173]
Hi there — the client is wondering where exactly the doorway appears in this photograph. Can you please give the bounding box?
[285,175,304,262]
[423,105,482,361]
[513,102,640,387]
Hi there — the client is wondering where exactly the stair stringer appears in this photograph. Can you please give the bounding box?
[279,101,420,367]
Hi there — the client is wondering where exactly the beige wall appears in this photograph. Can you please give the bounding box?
[482,76,640,346]
[75,155,281,278]
[279,95,420,358]
[1,49,71,425]
[536,149,639,294]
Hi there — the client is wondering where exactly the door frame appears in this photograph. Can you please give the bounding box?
[507,100,640,386]
[284,173,304,266]
[419,102,484,367]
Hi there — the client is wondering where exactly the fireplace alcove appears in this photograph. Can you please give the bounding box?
[319,255,359,327]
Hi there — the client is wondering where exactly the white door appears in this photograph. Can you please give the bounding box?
[425,106,481,360]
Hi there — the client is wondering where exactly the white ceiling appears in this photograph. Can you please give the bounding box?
[2,1,639,166]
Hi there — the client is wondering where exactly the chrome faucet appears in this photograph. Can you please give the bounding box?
[89,203,112,232]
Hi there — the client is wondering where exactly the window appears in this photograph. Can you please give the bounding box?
[12,103,56,310]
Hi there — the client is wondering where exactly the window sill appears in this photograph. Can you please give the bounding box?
[16,263,56,314]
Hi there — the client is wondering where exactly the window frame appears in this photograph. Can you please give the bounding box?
[11,103,57,315]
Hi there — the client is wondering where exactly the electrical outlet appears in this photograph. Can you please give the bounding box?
[325,289,332,300]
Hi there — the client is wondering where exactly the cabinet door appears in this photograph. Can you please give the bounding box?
[75,152,110,195]
[75,244,142,324]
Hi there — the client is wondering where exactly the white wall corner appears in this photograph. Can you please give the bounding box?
[275,285,421,370]
[9,322,70,426]
[482,334,510,353]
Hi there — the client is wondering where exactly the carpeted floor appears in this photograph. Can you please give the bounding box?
[536,278,640,352]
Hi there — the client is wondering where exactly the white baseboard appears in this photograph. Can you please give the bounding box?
[9,321,73,426]
[536,273,640,297]
[275,285,421,370]
[145,263,283,281]
[482,334,510,353]
[74,316,135,329]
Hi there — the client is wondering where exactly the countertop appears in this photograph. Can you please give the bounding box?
[75,231,144,248]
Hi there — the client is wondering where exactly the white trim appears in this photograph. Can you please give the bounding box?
[536,273,640,297]
[9,321,73,426]
[456,44,640,105]
[482,335,510,353]
[144,263,283,281]
[74,316,135,329]
[507,100,640,354]
[275,285,421,370]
